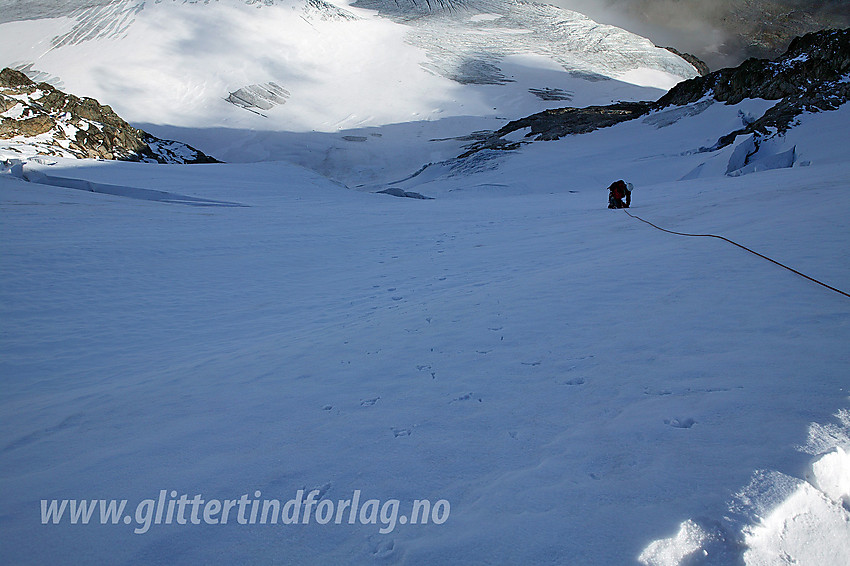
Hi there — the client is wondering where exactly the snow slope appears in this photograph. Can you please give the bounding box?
[2,91,849,565]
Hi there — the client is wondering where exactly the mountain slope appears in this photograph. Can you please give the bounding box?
[657,27,850,148]
[453,28,850,178]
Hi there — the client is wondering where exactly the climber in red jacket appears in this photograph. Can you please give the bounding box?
[607,180,631,209]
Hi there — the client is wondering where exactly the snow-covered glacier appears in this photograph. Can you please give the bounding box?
[0,0,698,136]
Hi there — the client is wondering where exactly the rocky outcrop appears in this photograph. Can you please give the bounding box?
[498,102,650,141]
[662,47,710,76]
[0,68,219,163]
[656,28,850,149]
[656,28,850,107]
[459,102,650,157]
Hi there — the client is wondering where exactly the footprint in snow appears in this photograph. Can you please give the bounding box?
[368,536,395,558]
[665,417,696,428]
[360,397,380,407]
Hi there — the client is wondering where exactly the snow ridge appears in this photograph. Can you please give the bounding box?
[640,410,850,566]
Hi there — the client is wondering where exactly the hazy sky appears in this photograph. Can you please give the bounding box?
[548,0,850,69]
[551,0,726,59]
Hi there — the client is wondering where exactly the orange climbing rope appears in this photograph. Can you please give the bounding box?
[622,209,850,299]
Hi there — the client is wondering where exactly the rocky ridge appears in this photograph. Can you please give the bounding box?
[657,27,850,149]
[460,28,850,157]
[0,68,218,163]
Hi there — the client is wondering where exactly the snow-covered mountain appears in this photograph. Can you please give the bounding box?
[456,28,850,171]
[0,0,698,128]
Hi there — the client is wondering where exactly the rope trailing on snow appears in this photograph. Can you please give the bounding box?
[622,209,850,299]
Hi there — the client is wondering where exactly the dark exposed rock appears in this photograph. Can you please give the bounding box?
[712,76,850,149]
[0,94,17,113]
[0,67,219,163]
[459,102,650,157]
[498,102,651,141]
[656,28,850,108]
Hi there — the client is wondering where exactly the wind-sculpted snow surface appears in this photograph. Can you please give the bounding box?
[640,410,850,566]
[9,163,244,206]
